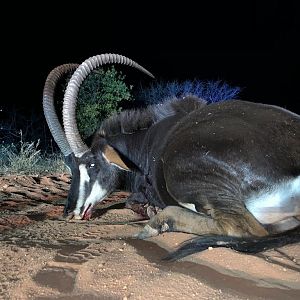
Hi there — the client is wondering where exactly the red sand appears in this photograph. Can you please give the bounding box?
[0,174,299,299]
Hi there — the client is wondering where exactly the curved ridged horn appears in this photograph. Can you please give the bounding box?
[63,54,155,156]
[43,64,79,156]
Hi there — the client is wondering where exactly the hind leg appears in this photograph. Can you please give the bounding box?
[135,206,268,239]
[135,206,219,239]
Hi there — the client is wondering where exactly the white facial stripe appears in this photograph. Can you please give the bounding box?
[74,164,90,215]
[82,180,107,212]
[246,176,300,224]
[178,202,197,212]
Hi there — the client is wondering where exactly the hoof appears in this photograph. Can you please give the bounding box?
[134,224,159,239]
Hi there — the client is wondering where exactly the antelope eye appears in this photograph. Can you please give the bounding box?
[89,163,95,168]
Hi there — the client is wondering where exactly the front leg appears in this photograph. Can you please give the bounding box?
[126,173,166,218]
[126,192,149,218]
[126,192,162,218]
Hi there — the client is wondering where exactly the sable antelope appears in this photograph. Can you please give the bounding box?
[44,54,300,259]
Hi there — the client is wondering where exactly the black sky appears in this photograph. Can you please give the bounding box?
[3,0,300,114]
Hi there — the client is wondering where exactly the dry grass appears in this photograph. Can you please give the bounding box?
[0,139,67,175]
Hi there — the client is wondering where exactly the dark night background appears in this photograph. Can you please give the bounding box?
[1,1,299,147]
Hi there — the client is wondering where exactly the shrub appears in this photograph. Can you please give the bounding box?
[135,79,241,105]
[76,66,133,139]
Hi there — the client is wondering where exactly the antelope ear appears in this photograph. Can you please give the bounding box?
[102,145,130,171]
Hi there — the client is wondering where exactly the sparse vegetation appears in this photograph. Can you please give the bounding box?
[134,79,241,105]
[0,132,67,175]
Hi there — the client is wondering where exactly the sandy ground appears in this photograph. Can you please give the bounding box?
[0,174,299,300]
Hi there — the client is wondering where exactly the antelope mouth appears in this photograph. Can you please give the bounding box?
[65,203,93,221]
[82,203,93,220]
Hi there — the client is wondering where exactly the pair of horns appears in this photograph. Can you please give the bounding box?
[43,54,154,157]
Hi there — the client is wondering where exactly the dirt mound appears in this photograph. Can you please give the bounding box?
[0,174,299,299]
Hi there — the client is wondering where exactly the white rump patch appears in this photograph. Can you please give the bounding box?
[246,176,300,224]
[178,202,197,212]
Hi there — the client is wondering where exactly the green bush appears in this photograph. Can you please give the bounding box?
[77,66,133,138]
